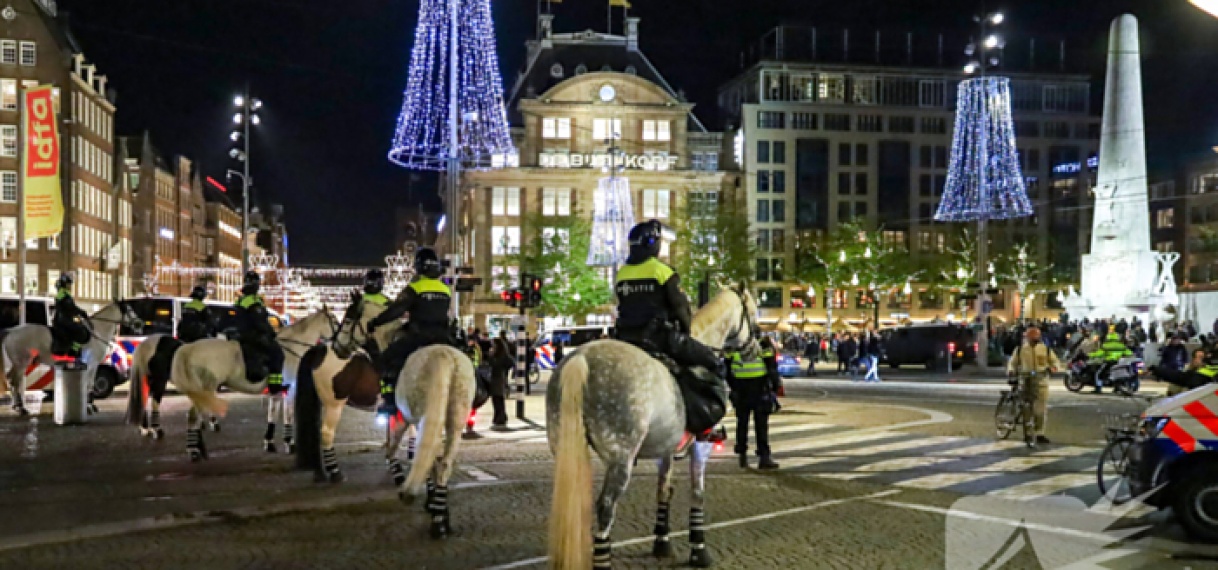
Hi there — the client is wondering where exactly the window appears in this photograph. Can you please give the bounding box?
[1,79,15,110]
[756,229,770,252]
[854,202,867,219]
[918,80,945,107]
[542,117,571,139]
[592,118,622,141]
[542,188,571,216]
[48,233,59,250]
[770,259,784,282]
[837,201,852,222]
[920,117,948,134]
[756,141,770,164]
[491,226,521,255]
[757,111,785,129]
[792,112,818,130]
[1157,209,1174,229]
[0,171,14,203]
[857,115,883,132]
[919,174,932,197]
[854,173,868,195]
[772,141,786,164]
[772,200,786,222]
[642,189,670,218]
[758,287,783,308]
[1044,121,1071,139]
[838,143,852,166]
[919,145,932,168]
[756,259,770,282]
[919,203,933,220]
[541,228,571,253]
[0,126,14,157]
[756,200,770,222]
[491,187,520,216]
[1015,120,1040,138]
[889,116,915,133]
[852,76,877,104]
[1026,148,1041,171]
[642,120,670,142]
[0,41,14,64]
[817,74,845,103]
[690,191,718,218]
[757,170,770,193]
[19,42,34,67]
[773,171,786,193]
[855,144,869,167]
[837,172,851,195]
[934,146,948,169]
[824,114,851,131]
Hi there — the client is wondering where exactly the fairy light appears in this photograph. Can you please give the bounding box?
[388,0,516,170]
[934,77,1031,222]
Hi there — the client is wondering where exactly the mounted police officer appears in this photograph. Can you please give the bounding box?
[52,273,90,357]
[614,220,726,433]
[367,247,453,416]
[235,271,285,391]
[178,286,214,343]
[345,269,391,358]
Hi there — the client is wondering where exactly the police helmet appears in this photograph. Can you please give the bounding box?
[56,273,74,289]
[190,286,207,301]
[241,271,261,295]
[364,269,385,294]
[628,220,663,258]
[413,247,443,279]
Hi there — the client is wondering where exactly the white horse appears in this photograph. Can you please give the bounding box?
[293,297,403,481]
[169,308,338,461]
[547,287,759,569]
[1,301,140,415]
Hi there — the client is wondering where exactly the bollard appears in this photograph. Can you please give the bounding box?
[53,365,88,425]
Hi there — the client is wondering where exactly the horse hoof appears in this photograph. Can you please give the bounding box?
[264,442,277,454]
[392,473,406,487]
[429,521,450,540]
[689,548,714,568]
[285,443,296,455]
[140,428,152,438]
[188,449,203,463]
[652,539,673,558]
[399,491,416,505]
[328,470,346,484]
[314,470,329,483]
[209,423,221,433]
[16,407,29,417]
[154,429,165,440]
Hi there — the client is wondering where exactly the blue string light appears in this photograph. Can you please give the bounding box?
[587,177,635,267]
[388,0,516,170]
[934,77,1031,222]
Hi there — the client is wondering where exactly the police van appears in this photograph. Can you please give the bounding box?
[1129,385,1218,541]
[0,294,127,399]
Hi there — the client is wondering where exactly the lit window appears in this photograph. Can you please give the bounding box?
[0,171,15,203]
[642,120,671,142]
[491,187,520,217]
[542,117,571,139]
[19,42,35,67]
[642,189,670,218]
[0,41,14,64]
[542,188,571,216]
[0,125,14,157]
[592,118,622,142]
[1,79,15,110]
[491,226,521,255]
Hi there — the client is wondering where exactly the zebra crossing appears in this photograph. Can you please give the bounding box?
[721,414,1106,503]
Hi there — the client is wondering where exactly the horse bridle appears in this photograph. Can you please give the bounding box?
[722,288,761,355]
[279,309,339,360]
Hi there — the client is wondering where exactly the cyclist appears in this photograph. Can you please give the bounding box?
[1006,326,1061,445]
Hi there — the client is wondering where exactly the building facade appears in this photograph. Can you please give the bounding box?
[717,25,1100,325]
[1178,154,1218,288]
[459,15,740,332]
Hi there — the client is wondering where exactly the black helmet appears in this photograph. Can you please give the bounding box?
[190,286,207,301]
[56,273,73,289]
[628,220,663,259]
[413,247,443,279]
[364,269,385,294]
[241,271,261,296]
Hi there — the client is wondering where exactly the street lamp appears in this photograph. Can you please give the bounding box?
[965,10,1006,75]
[230,90,263,275]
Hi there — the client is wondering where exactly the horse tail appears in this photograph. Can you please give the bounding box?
[548,353,593,570]
[294,345,326,471]
[124,340,147,426]
[402,348,453,496]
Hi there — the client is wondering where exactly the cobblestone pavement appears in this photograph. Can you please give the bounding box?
[0,378,1214,569]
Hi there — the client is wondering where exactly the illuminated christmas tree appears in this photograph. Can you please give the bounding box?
[388,0,515,170]
[586,176,635,267]
[934,77,1031,222]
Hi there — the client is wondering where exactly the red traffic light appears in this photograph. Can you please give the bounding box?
[514,291,524,302]
[500,290,510,301]
[947,342,956,353]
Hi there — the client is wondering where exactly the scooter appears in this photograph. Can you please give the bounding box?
[1065,355,1142,395]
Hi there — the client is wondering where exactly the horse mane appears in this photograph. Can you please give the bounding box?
[691,290,738,345]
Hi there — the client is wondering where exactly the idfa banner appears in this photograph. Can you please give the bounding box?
[23,86,63,239]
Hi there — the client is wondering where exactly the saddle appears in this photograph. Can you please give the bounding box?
[651,353,727,435]
[148,338,183,384]
[239,341,271,383]
[50,322,89,358]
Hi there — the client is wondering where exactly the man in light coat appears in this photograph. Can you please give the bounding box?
[1007,326,1062,445]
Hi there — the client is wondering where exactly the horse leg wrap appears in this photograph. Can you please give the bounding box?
[688,508,713,568]
[593,534,613,570]
[428,484,450,539]
[322,447,339,473]
[283,424,294,446]
[407,436,417,461]
[389,458,406,487]
[150,410,164,439]
[263,424,277,453]
[186,429,204,461]
[652,502,673,558]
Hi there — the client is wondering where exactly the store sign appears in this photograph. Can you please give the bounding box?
[23,86,64,239]
[538,151,679,171]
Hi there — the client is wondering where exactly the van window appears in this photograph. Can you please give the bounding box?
[0,299,48,328]
[209,305,241,333]
[124,298,174,335]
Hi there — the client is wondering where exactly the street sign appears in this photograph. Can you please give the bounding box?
[455,277,482,292]
[458,266,475,275]
[960,294,979,301]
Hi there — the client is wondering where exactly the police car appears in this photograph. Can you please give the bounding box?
[1128,384,1218,541]
[0,295,128,400]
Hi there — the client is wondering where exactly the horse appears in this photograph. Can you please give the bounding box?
[1,301,141,416]
[547,286,759,569]
[167,308,338,461]
[293,296,404,482]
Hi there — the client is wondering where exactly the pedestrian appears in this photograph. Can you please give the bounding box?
[1007,326,1061,445]
[803,334,820,376]
[864,331,883,383]
[838,333,856,376]
[1159,334,1188,374]
[489,330,515,431]
[726,337,781,470]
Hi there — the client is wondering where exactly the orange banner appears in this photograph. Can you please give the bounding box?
[23,86,63,239]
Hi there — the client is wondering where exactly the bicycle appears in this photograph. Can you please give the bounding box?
[995,371,1040,449]
[1095,393,1164,504]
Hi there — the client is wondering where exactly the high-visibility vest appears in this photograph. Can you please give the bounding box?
[730,352,767,380]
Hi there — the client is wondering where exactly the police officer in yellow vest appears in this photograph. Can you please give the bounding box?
[345,269,391,357]
[235,271,285,391]
[368,248,453,415]
[1088,329,1133,393]
[178,286,214,343]
[727,336,782,469]
[52,273,90,357]
[1153,348,1218,396]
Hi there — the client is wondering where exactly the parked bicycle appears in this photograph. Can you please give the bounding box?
[995,371,1040,449]
[1095,393,1164,504]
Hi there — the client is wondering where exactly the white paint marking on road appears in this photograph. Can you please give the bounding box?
[462,466,499,482]
[897,472,999,490]
[830,435,966,456]
[985,473,1096,500]
[871,498,1114,543]
[927,441,1027,456]
[479,489,903,570]
[774,456,843,470]
[772,431,907,455]
[851,456,958,473]
[974,456,1068,473]
[1030,445,1096,458]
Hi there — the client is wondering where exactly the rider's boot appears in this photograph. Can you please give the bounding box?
[263,423,277,453]
[378,378,398,417]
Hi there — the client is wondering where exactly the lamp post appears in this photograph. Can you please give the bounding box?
[230,92,262,276]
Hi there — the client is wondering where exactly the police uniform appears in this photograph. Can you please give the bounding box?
[235,277,285,391]
[727,341,781,469]
[52,278,89,355]
[179,291,213,343]
[347,270,391,357]
[1088,332,1133,392]
[369,251,452,412]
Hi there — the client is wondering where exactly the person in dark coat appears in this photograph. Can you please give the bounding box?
[803,335,820,376]
[837,333,856,375]
[489,331,515,430]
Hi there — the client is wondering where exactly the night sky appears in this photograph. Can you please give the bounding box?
[56,0,1218,265]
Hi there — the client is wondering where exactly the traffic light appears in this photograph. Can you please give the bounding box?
[527,276,543,308]
[513,290,525,307]
[501,289,517,308]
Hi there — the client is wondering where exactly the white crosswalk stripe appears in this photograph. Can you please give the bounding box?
[986,474,1096,500]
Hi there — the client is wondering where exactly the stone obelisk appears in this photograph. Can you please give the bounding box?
[1066,14,1160,319]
